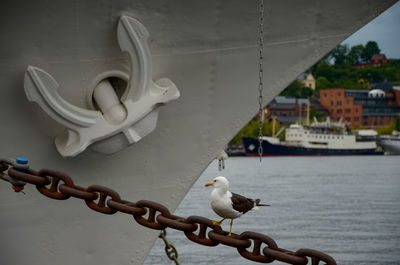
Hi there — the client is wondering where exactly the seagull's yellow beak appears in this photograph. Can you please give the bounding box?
[204,182,214,187]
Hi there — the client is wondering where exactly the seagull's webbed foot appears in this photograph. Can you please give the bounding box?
[212,218,225,226]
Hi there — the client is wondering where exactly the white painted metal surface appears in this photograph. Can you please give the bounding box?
[24,16,180,157]
[0,1,397,264]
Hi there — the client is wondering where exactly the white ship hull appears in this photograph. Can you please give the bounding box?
[0,1,397,264]
[378,137,400,154]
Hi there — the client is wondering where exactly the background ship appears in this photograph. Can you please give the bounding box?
[0,1,397,264]
[378,133,400,154]
[243,119,382,156]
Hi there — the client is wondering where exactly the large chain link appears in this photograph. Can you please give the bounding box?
[258,0,265,162]
[0,161,336,265]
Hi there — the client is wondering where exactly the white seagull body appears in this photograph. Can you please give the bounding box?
[205,176,269,236]
[210,188,243,219]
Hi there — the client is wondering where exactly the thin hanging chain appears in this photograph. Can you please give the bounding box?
[159,230,180,265]
[258,0,265,162]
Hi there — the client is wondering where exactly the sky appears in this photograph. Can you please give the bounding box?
[342,1,400,59]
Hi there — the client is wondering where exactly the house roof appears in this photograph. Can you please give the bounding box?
[371,54,386,61]
[269,96,309,110]
[298,98,308,105]
[297,73,315,82]
[297,73,315,81]
[274,96,309,105]
[345,89,369,97]
[269,103,296,110]
[310,98,328,112]
[373,81,393,92]
[274,96,296,104]
[297,73,308,81]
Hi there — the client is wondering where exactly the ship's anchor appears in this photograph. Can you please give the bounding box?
[24,16,180,157]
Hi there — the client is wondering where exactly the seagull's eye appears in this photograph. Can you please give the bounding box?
[213,180,216,182]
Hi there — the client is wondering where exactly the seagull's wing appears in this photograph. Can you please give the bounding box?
[231,192,255,214]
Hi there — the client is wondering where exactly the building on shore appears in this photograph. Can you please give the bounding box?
[318,83,400,128]
[265,96,328,125]
[352,53,387,68]
[297,72,316,90]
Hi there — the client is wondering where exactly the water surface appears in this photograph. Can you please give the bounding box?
[145,156,400,265]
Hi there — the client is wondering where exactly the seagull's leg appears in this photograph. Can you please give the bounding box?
[228,219,233,236]
[212,218,225,226]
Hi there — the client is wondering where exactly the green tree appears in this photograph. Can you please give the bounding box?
[317,52,333,65]
[361,41,381,62]
[279,80,313,98]
[309,105,326,121]
[347,44,364,64]
[229,119,285,144]
[314,63,336,82]
[229,120,259,144]
[330,44,349,65]
[376,122,396,135]
[385,59,400,85]
[359,67,384,83]
[262,119,285,141]
[315,76,332,90]
[335,79,363,90]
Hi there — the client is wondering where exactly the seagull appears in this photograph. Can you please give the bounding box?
[204,176,270,236]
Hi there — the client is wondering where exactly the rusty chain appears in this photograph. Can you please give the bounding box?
[0,160,336,265]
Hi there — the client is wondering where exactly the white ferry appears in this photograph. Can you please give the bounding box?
[243,119,382,156]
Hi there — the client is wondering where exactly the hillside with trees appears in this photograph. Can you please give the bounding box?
[283,41,400,99]
[228,41,400,145]
[276,41,400,100]
[312,41,400,94]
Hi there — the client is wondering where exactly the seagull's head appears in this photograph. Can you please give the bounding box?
[205,176,229,191]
